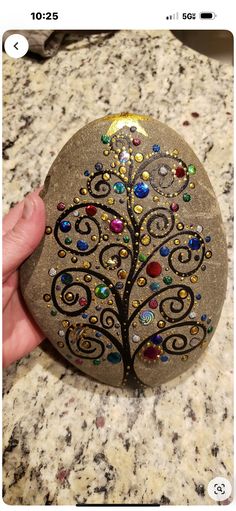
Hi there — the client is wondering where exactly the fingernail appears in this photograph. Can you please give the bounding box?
[23,197,35,219]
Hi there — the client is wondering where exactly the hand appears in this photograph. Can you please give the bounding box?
[3,190,46,367]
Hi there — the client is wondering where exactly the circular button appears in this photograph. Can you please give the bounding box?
[4,34,29,59]
[207,477,232,502]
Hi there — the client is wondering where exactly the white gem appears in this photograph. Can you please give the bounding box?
[159,165,168,176]
[58,330,65,337]
[73,210,79,216]
[189,311,196,319]
[196,225,203,233]
[132,334,140,343]
[49,268,56,276]
[119,151,129,163]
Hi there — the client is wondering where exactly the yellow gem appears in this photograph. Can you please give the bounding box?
[107,198,114,205]
[119,249,128,258]
[58,250,66,258]
[141,234,151,246]
[189,182,195,189]
[118,269,127,279]
[103,234,109,241]
[71,256,78,263]
[119,166,126,174]
[108,300,113,305]
[82,340,91,349]
[101,213,109,221]
[91,235,97,241]
[153,196,159,202]
[80,188,87,195]
[62,320,69,328]
[73,197,80,204]
[111,162,116,168]
[179,289,188,299]
[132,300,140,308]
[135,152,144,162]
[45,226,52,234]
[84,275,92,282]
[83,261,91,269]
[205,250,212,259]
[107,258,118,268]
[103,173,110,181]
[142,171,150,181]
[104,150,109,156]
[190,275,198,283]
[158,320,166,328]
[177,222,184,230]
[134,205,143,214]
[90,316,98,324]
[190,326,199,335]
[65,292,74,302]
[174,239,180,245]
[137,277,147,287]
[172,149,179,156]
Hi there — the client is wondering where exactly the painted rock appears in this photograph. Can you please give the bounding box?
[20,114,227,387]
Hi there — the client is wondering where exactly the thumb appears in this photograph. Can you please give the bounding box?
[3,193,46,281]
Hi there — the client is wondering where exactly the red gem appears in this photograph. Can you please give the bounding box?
[149,299,158,309]
[170,202,179,212]
[143,346,158,360]
[175,166,185,178]
[79,297,88,306]
[57,202,65,211]
[133,138,141,146]
[85,205,97,216]
[146,261,162,278]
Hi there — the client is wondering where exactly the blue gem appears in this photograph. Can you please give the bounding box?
[150,282,160,291]
[77,240,89,251]
[152,144,160,152]
[134,182,149,198]
[160,355,169,362]
[188,238,201,250]
[196,293,201,300]
[160,246,170,257]
[61,273,73,285]
[106,343,113,349]
[115,282,123,290]
[82,313,88,318]
[95,162,103,171]
[113,182,126,194]
[107,352,121,364]
[60,220,71,233]
[205,236,211,242]
[152,334,163,345]
[84,170,90,176]
[96,332,102,338]
[201,314,207,321]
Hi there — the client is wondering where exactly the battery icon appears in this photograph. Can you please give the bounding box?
[200,12,216,19]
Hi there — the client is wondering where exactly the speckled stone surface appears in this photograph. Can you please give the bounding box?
[3,30,233,505]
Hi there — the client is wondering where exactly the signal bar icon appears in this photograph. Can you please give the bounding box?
[166,12,179,20]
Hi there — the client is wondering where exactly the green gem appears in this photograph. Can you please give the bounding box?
[101,134,111,144]
[183,193,191,202]
[51,309,57,316]
[65,237,72,245]
[207,326,213,334]
[113,182,126,194]
[163,276,172,285]
[94,284,110,299]
[93,359,101,365]
[188,164,196,175]
[139,253,147,262]
[123,235,130,243]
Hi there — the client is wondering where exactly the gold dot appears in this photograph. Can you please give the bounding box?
[134,205,143,214]
[80,188,87,195]
[83,261,91,269]
[107,198,114,205]
[205,250,212,259]
[190,275,198,283]
[45,226,52,234]
[101,213,109,221]
[90,316,98,324]
[190,326,199,335]
[62,320,69,328]
[91,235,97,241]
[132,300,140,308]
[158,320,166,328]
[71,256,78,263]
[118,269,127,279]
[174,239,180,245]
[141,234,151,246]
[82,340,91,349]
[142,171,150,181]
[181,355,188,361]
[172,149,179,156]
[111,162,116,168]
[135,152,144,162]
[104,150,109,156]
[179,289,188,299]
[43,294,51,302]
[103,234,109,241]
[103,173,110,181]
[84,275,92,282]
[58,250,66,258]
[108,299,113,305]
[189,182,195,189]
[177,222,184,230]
[137,277,147,287]
[65,292,74,302]
[119,166,126,174]
[153,196,159,202]
[57,341,64,348]
[74,197,80,204]
[119,249,128,258]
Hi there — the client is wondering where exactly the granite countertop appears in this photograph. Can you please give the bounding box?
[3,30,233,505]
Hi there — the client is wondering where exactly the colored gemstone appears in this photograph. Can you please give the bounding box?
[95,284,110,299]
[57,202,65,211]
[123,235,130,243]
[196,293,201,300]
[152,334,163,345]
[134,182,149,198]
[207,326,213,333]
[146,261,162,277]
[143,346,158,360]
[119,151,130,163]
[65,237,72,245]
[79,297,88,306]
[95,162,103,171]
[93,359,101,365]
[139,253,147,262]
[110,218,124,233]
[77,240,89,251]
[101,134,111,144]
[113,182,126,194]
[149,299,158,309]
[183,193,191,202]
[107,352,122,364]
[201,314,207,321]
[205,236,211,242]
[170,202,179,212]
[175,166,185,178]
[160,355,169,362]
[84,170,90,176]
[85,205,97,216]
[60,220,71,233]
[139,310,155,325]
[160,246,170,257]
[150,282,160,291]
[61,273,73,285]
[133,138,141,146]
[188,164,196,175]
[152,144,160,152]
[163,276,172,285]
[188,238,201,250]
